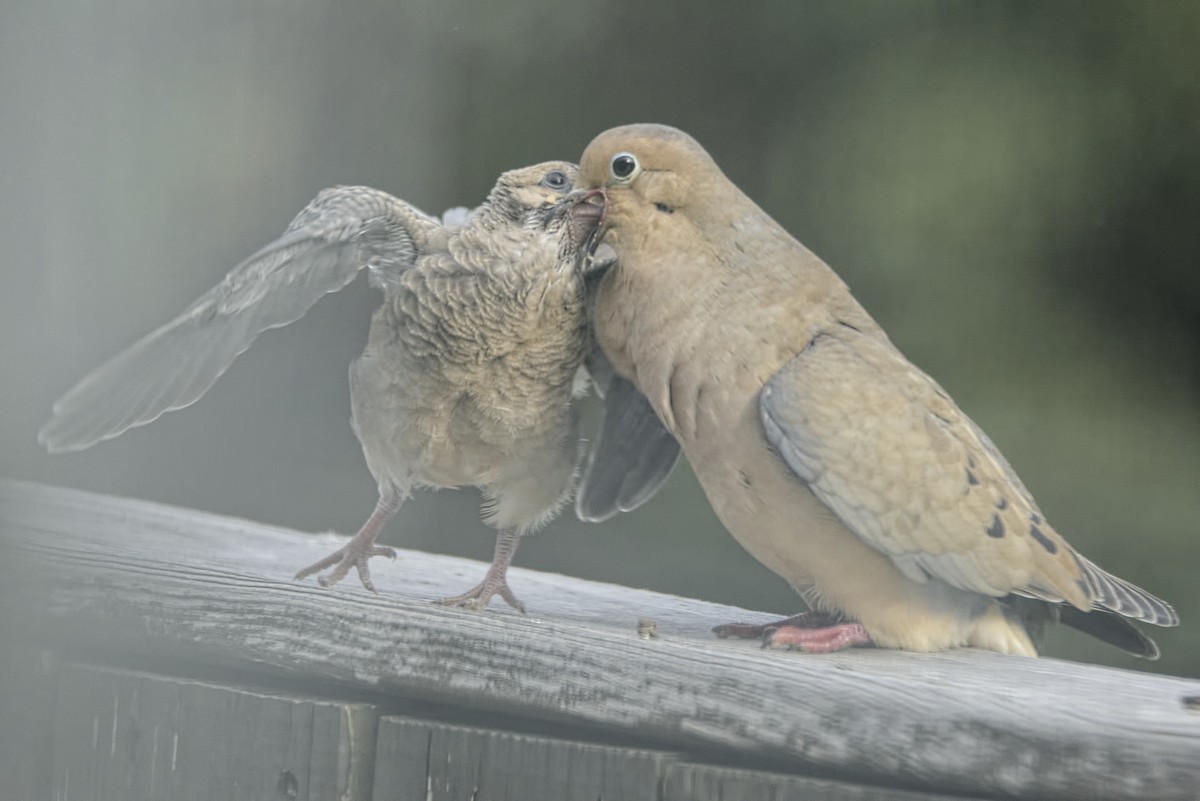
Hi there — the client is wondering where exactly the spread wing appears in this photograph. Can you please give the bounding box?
[759,327,1177,626]
[39,186,444,453]
[575,250,680,522]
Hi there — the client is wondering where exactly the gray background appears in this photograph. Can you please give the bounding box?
[3,1,1197,675]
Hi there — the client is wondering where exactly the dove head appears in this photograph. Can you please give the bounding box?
[575,124,748,249]
[482,161,579,232]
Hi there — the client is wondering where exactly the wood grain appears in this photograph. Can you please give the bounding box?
[2,479,1198,800]
[48,662,377,801]
[373,716,672,801]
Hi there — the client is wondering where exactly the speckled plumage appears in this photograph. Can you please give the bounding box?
[40,162,678,610]
[350,171,590,533]
[574,123,1178,657]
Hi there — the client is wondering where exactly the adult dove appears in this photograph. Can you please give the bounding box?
[570,123,1178,656]
[40,161,677,612]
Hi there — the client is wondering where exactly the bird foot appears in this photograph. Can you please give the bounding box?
[712,610,844,640]
[764,622,872,653]
[293,540,397,592]
[437,572,526,614]
[713,611,872,653]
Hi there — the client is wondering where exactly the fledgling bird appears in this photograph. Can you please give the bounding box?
[40,161,677,612]
[570,123,1179,657]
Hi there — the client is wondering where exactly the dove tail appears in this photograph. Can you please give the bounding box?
[1058,605,1161,659]
[1074,554,1179,627]
[1006,594,1163,658]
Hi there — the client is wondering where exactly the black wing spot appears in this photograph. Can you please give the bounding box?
[966,469,980,486]
[1030,512,1042,525]
[737,470,752,488]
[996,496,1009,510]
[1030,524,1057,554]
[986,514,1005,538]
[654,202,674,214]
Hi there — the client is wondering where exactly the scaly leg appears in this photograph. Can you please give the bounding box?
[764,622,872,653]
[438,527,525,613]
[712,610,844,639]
[713,610,873,653]
[294,490,401,592]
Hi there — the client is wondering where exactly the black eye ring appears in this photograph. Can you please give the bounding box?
[541,170,570,191]
[610,152,639,182]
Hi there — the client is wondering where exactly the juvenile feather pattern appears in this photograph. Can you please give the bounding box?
[41,163,678,610]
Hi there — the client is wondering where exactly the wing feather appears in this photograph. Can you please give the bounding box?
[40,186,442,453]
[759,327,1176,626]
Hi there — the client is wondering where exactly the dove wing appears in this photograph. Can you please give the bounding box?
[40,186,443,453]
[575,251,680,522]
[759,327,1177,626]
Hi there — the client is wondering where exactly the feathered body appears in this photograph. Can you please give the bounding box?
[575,124,1177,656]
[39,161,681,610]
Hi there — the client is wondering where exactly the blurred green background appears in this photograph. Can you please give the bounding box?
[3,1,1196,676]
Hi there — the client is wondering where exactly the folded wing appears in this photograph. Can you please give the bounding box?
[759,327,1177,627]
[575,251,680,522]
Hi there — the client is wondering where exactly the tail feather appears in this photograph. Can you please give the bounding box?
[1058,605,1161,660]
[1005,595,1164,659]
[1074,554,1179,627]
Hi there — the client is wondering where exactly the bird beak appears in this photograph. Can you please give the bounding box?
[566,187,606,205]
[564,187,607,253]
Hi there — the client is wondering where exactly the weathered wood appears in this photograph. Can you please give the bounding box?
[372,716,673,800]
[371,718,969,801]
[2,479,1199,800]
[0,646,56,798]
[47,662,376,801]
[661,762,972,801]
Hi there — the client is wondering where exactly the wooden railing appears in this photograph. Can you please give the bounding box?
[1,479,1197,800]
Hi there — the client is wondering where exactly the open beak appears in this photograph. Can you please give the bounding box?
[564,187,607,253]
[566,186,606,205]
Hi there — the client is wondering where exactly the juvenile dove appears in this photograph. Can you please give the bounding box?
[570,123,1178,656]
[40,161,677,611]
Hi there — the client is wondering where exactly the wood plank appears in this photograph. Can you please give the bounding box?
[372,716,672,800]
[662,762,979,801]
[2,479,1199,800]
[0,646,56,799]
[49,662,377,801]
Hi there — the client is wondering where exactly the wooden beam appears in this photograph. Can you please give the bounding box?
[1,479,1198,800]
[48,662,376,801]
[373,716,673,800]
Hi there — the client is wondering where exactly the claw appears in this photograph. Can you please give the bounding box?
[713,611,870,653]
[763,622,872,653]
[437,575,526,614]
[295,542,397,591]
[436,527,526,612]
[712,611,843,640]
[294,493,401,592]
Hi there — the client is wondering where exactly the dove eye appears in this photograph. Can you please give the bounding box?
[609,152,640,182]
[541,170,570,191]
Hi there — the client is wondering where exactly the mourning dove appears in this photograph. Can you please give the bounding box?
[40,161,677,611]
[570,123,1179,657]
